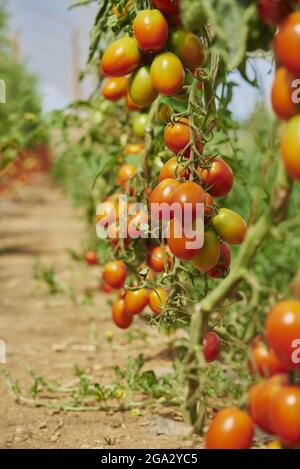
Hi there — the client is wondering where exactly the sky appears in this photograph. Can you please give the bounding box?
[6,0,274,119]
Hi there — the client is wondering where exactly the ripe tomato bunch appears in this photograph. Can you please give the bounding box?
[262,5,300,180]
[205,299,300,449]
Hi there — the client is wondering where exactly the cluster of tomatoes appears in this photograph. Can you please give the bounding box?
[0,146,50,195]
[205,299,300,449]
[262,2,300,180]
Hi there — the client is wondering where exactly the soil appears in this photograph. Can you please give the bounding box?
[0,174,202,449]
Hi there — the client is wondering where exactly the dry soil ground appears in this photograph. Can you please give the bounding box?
[0,174,201,449]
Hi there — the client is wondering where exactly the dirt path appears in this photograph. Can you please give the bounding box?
[0,174,200,449]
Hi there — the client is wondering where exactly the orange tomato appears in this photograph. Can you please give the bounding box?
[124,288,149,316]
[117,164,137,186]
[170,181,206,220]
[102,77,128,101]
[125,91,140,111]
[205,407,254,449]
[249,337,287,377]
[158,156,187,183]
[167,217,201,260]
[112,298,133,329]
[133,9,168,52]
[164,117,202,157]
[125,143,144,155]
[191,229,220,273]
[168,28,205,72]
[271,67,298,120]
[147,245,172,273]
[149,287,168,315]
[275,12,300,75]
[212,208,247,245]
[150,52,185,96]
[101,37,142,77]
[103,261,127,289]
[149,178,181,219]
[281,115,300,181]
[249,379,283,433]
[270,386,300,446]
[84,250,98,265]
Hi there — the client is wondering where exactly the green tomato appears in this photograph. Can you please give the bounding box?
[212,208,247,245]
[132,113,148,138]
[191,229,220,273]
[129,66,158,108]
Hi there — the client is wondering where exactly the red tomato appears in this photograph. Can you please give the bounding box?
[101,281,112,293]
[271,67,298,120]
[203,332,221,362]
[270,386,300,446]
[249,379,283,434]
[149,178,181,219]
[125,91,140,111]
[112,298,133,329]
[158,156,186,183]
[164,117,202,157]
[208,241,231,278]
[258,0,293,25]
[84,250,98,265]
[249,337,287,377]
[168,28,205,72]
[212,208,247,245]
[101,37,142,77]
[124,288,149,316]
[147,245,172,273]
[102,77,128,101]
[170,181,205,221]
[281,115,300,181]
[103,261,127,289]
[151,0,180,14]
[117,164,137,186]
[129,65,158,108]
[198,157,233,198]
[133,9,168,52]
[150,52,185,96]
[167,218,201,260]
[205,407,254,449]
[191,229,220,273]
[149,287,168,315]
[265,300,300,370]
[275,12,300,75]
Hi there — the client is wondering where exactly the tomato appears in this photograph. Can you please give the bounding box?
[205,407,254,449]
[281,115,300,181]
[158,156,187,183]
[212,208,247,245]
[275,12,300,75]
[84,250,98,265]
[103,260,127,289]
[271,67,298,120]
[197,157,233,198]
[265,300,300,370]
[270,386,300,446]
[129,66,158,108]
[151,0,180,14]
[248,382,265,424]
[132,113,148,137]
[168,28,205,72]
[249,337,287,377]
[157,103,172,123]
[133,9,168,52]
[112,298,133,329]
[96,200,118,227]
[149,287,168,315]
[258,0,293,25]
[266,440,282,449]
[101,281,112,293]
[170,181,205,220]
[125,91,140,111]
[203,332,221,362]
[149,178,181,219]
[150,52,185,96]
[101,37,142,77]
[191,229,220,273]
[124,288,149,316]
[167,218,201,260]
[164,117,202,157]
[102,77,128,102]
[117,164,137,186]
[250,379,283,434]
[125,143,144,155]
[208,241,231,278]
[147,245,172,273]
